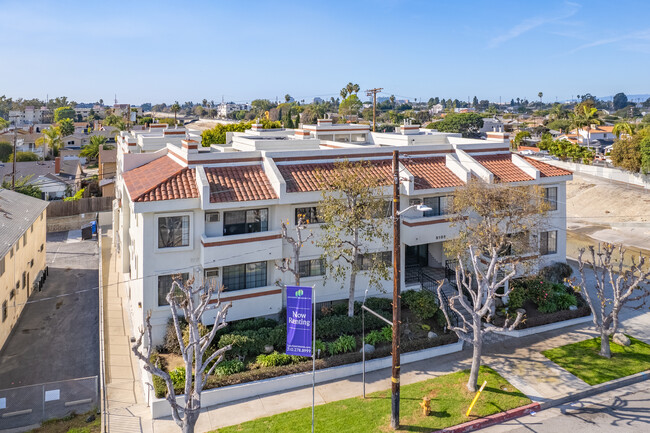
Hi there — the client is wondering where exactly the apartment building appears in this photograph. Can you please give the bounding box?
[8,106,51,126]
[0,190,48,350]
[217,102,250,119]
[114,121,572,345]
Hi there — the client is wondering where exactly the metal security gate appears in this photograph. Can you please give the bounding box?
[0,376,98,431]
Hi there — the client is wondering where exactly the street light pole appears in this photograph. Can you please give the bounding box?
[391,149,401,429]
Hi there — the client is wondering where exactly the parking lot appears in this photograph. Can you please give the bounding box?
[0,231,99,389]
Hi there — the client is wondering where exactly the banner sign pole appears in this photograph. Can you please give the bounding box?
[286,285,316,431]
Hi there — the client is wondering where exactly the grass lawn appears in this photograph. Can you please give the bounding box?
[27,411,100,433]
[542,336,650,386]
[213,366,530,433]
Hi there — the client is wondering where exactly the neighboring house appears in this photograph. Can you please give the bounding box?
[56,157,84,192]
[0,130,43,156]
[217,102,250,119]
[0,189,48,350]
[428,104,444,115]
[99,147,117,197]
[480,118,505,135]
[0,160,74,200]
[114,121,572,345]
[556,125,615,152]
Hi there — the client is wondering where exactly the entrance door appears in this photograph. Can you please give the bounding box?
[405,244,428,267]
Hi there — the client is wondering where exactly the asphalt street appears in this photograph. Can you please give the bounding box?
[0,231,99,389]
[482,381,650,433]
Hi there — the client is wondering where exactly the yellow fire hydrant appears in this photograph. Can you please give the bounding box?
[420,397,431,416]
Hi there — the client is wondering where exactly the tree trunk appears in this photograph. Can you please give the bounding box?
[467,320,482,392]
[600,331,611,358]
[348,270,357,317]
[182,408,200,433]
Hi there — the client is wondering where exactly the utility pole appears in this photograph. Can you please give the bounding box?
[366,88,383,132]
[391,150,401,429]
[12,124,17,190]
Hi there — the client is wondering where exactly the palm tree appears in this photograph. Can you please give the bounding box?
[574,105,600,147]
[340,88,348,100]
[538,92,543,104]
[549,103,569,120]
[612,122,634,139]
[81,135,110,160]
[202,99,208,107]
[35,127,62,160]
[171,101,181,124]
[389,95,396,109]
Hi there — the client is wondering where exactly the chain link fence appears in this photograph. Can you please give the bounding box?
[0,376,98,431]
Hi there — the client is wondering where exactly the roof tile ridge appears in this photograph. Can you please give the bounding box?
[134,163,186,202]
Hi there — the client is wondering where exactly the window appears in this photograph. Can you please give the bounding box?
[357,251,392,271]
[295,207,321,225]
[22,272,27,289]
[372,200,393,219]
[157,215,190,248]
[222,261,267,291]
[299,259,325,278]
[540,231,557,255]
[9,289,15,300]
[223,209,268,236]
[39,244,44,252]
[31,225,33,233]
[23,234,27,247]
[0,256,4,277]
[544,187,558,211]
[204,268,219,287]
[2,301,6,322]
[423,196,452,217]
[157,273,189,306]
[9,247,13,258]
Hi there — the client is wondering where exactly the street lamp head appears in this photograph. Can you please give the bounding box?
[415,204,432,212]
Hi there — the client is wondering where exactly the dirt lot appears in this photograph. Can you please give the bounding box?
[566,173,650,253]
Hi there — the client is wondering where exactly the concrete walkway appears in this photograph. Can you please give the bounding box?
[100,228,650,432]
[101,230,152,433]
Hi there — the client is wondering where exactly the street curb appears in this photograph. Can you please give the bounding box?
[439,402,541,432]
[537,369,650,411]
[438,370,649,432]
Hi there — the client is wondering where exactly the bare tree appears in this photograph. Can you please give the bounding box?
[576,244,650,358]
[132,276,232,433]
[276,214,314,286]
[438,246,524,391]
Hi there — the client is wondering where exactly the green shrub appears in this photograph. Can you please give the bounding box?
[539,262,573,283]
[169,366,185,389]
[328,335,357,356]
[366,326,392,345]
[538,301,558,314]
[553,291,578,310]
[163,317,187,355]
[364,297,392,313]
[256,351,294,367]
[214,359,246,376]
[402,289,439,320]
[315,339,327,357]
[507,286,527,309]
[331,302,350,316]
[218,333,258,359]
[231,317,278,332]
[269,325,287,349]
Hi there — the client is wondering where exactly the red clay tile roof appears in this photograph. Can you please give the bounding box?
[523,157,573,177]
[403,157,465,190]
[473,154,533,183]
[277,160,392,193]
[123,156,198,202]
[204,165,277,203]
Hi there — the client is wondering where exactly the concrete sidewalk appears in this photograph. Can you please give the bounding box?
[101,230,152,433]
[100,228,650,432]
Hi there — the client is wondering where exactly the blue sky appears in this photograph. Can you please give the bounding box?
[1,0,650,104]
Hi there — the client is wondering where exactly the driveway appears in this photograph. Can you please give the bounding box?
[0,231,99,389]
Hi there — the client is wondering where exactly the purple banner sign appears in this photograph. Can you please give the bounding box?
[286,286,313,357]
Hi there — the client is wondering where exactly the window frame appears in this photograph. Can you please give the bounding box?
[544,187,558,211]
[222,261,268,291]
[299,258,326,279]
[294,207,322,225]
[157,272,190,307]
[155,212,193,252]
[223,208,269,236]
[540,230,558,256]
[357,251,392,271]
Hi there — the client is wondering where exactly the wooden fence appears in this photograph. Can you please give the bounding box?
[47,196,114,218]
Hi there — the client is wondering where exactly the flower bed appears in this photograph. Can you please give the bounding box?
[491,277,590,330]
[151,290,457,398]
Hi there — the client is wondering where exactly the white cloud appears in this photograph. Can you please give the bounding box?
[488,2,581,48]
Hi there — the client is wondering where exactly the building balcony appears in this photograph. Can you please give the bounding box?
[200,230,283,268]
[400,214,458,246]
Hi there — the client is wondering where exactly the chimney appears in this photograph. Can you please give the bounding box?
[55,157,61,174]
